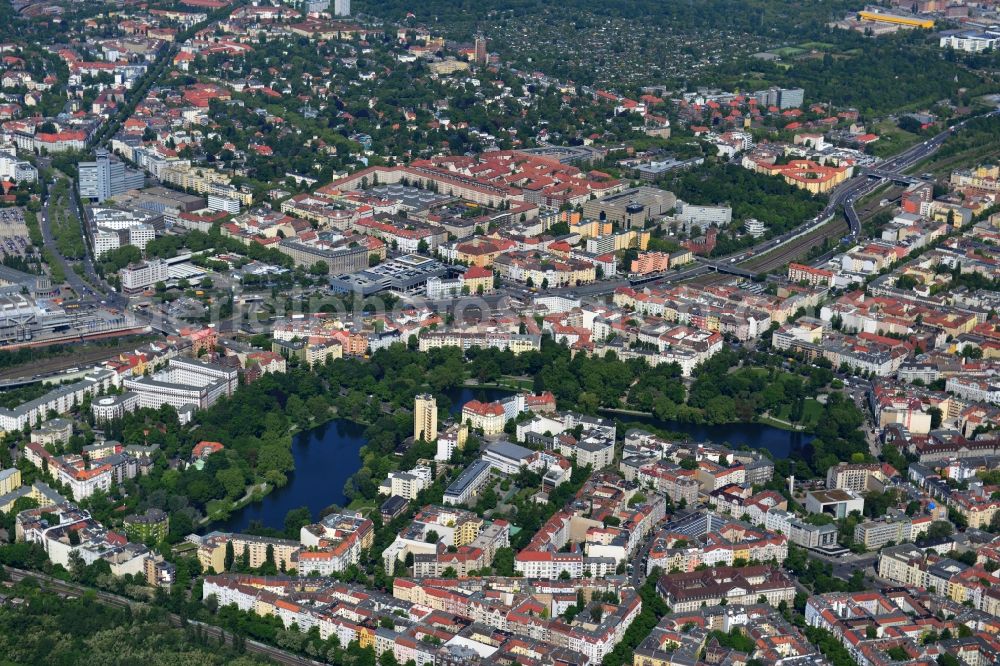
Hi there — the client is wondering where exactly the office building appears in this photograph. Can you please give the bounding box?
[333,0,350,16]
[277,238,370,276]
[826,462,894,493]
[413,394,437,443]
[804,489,865,519]
[581,186,676,229]
[121,259,170,294]
[854,513,931,550]
[674,200,732,233]
[778,87,804,109]
[765,508,839,550]
[483,441,535,475]
[940,31,1000,53]
[634,157,701,181]
[119,358,238,420]
[90,206,162,258]
[754,87,805,110]
[329,254,451,297]
[744,218,766,238]
[78,149,145,203]
[207,193,240,215]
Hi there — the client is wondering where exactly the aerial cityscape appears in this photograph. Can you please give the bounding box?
[0,0,999,664]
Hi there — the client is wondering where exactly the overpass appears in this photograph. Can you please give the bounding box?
[863,169,919,186]
[694,256,757,278]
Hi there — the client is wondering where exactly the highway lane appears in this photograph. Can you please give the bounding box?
[730,113,991,271]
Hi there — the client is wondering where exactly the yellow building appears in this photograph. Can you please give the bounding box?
[973,164,999,179]
[198,534,301,573]
[161,165,254,205]
[454,237,514,268]
[951,166,1000,192]
[462,400,506,435]
[198,540,227,573]
[305,340,343,366]
[929,205,969,229]
[254,597,278,618]
[414,394,438,443]
[568,217,610,239]
[670,249,693,266]
[634,652,672,666]
[428,59,469,75]
[507,337,540,354]
[947,490,1000,529]
[461,266,495,294]
[981,591,1000,617]
[858,11,934,28]
[524,262,596,288]
[620,229,651,251]
[357,626,375,649]
[453,515,483,547]
[0,478,62,514]
[0,467,21,496]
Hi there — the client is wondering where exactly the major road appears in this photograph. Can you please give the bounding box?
[39,107,994,330]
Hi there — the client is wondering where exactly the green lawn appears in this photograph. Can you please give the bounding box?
[798,41,836,51]
[773,46,806,57]
[803,398,824,424]
[347,498,378,511]
[772,398,824,427]
[205,499,232,520]
[871,120,922,158]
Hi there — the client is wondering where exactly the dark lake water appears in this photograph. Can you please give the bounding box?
[214,386,810,531]
[604,411,815,459]
[215,418,367,533]
[214,387,513,532]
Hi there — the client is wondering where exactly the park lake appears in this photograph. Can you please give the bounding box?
[217,387,813,532]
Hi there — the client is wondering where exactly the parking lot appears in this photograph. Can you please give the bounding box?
[0,206,31,257]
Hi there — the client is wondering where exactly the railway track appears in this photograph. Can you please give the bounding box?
[3,566,322,666]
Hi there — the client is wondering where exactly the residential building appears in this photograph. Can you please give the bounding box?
[379,466,433,501]
[765,508,839,550]
[435,423,468,462]
[462,399,506,435]
[826,462,896,493]
[123,508,169,543]
[442,459,492,507]
[0,467,21,496]
[0,369,116,433]
[854,512,931,550]
[414,394,437,443]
